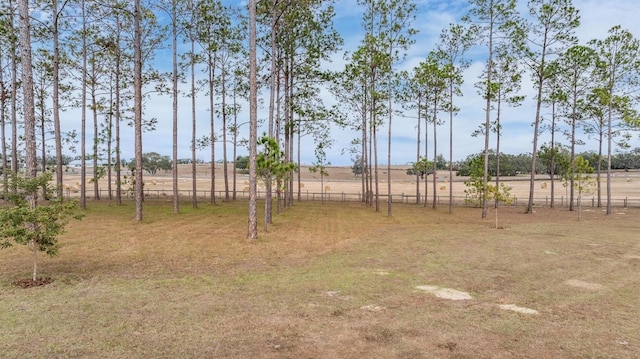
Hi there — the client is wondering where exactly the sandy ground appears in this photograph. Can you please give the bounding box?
[62,164,640,201]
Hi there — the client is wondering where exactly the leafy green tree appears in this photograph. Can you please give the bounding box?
[235,155,249,171]
[0,172,83,282]
[463,154,514,222]
[351,155,363,177]
[458,151,526,177]
[538,143,570,206]
[406,157,433,179]
[566,156,594,221]
[611,148,640,169]
[464,154,487,208]
[140,152,172,175]
[309,140,331,205]
[257,135,295,231]
[538,143,571,181]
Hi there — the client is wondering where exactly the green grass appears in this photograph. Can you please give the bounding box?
[1,200,639,358]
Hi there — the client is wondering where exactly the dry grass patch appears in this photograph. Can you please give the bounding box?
[1,200,639,358]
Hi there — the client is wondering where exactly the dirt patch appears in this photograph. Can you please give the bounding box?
[360,304,385,312]
[565,279,605,291]
[499,304,539,315]
[12,277,53,288]
[415,285,472,300]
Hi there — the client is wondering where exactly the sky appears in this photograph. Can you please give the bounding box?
[74,0,640,167]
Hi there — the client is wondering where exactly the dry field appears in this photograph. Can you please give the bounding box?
[1,200,639,358]
[64,164,640,204]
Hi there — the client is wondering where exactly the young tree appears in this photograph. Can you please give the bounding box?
[309,138,331,205]
[256,134,295,231]
[0,173,82,282]
[463,154,487,208]
[522,0,579,214]
[568,156,594,221]
[486,181,514,229]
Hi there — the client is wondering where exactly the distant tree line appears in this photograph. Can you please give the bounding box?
[454,147,640,177]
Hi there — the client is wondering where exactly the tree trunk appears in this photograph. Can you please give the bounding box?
[52,0,63,197]
[18,0,38,280]
[415,96,421,204]
[247,0,258,241]
[190,36,197,209]
[172,0,179,214]
[208,54,216,205]
[91,72,100,200]
[80,0,87,209]
[222,73,230,202]
[114,13,122,205]
[432,97,437,209]
[133,0,144,221]
[1,51,7,199]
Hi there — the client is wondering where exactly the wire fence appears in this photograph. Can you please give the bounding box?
[70,188,640,209]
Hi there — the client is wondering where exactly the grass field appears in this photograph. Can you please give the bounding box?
[1,200,639,358]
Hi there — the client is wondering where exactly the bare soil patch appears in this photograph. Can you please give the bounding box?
[11,277,53,288]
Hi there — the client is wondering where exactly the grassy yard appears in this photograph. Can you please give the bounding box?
[1,200,639,358]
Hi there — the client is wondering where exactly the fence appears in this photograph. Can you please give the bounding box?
[70,187,640,209]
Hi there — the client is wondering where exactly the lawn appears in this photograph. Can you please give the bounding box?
[1,200,639,358]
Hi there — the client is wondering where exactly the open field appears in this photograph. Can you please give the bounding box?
[1,201,639,358]
[64,164,640,205]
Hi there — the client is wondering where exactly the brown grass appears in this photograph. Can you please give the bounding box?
[1,200,639,358]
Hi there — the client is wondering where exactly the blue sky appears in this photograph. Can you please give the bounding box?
[81,0,640,166]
